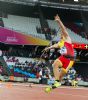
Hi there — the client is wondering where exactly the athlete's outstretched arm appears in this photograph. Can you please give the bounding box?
[42,43,59,52]
[55,14,69,37]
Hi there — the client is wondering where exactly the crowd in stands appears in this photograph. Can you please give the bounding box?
[2,46,42,58]
[0,55,85,84]
[0,43,87,83]
[4,56,51,79]
[0,47,87,86]
[36,27,57,36]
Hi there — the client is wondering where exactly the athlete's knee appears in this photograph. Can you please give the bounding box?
[52,60,56,66]
[52,62,58,69]
[52,59,61,68]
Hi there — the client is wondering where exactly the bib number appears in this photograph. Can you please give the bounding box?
[59,47,67,55]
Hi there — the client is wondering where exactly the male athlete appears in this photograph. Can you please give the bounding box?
[43,14,75,92]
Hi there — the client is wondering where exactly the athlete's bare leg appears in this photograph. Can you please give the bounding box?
[45,59,67,92]
[53,58,63,81]
[59,69,66,81]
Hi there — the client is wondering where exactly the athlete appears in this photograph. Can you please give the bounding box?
[43,14,75,92]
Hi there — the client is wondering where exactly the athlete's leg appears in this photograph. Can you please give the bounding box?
[52,58,74,88]
[53,58,63,81]
[48,58,63,89]
[58,69,66,81]
[59,60,74,81]
[45,58,63,92]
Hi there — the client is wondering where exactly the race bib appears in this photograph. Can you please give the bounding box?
[59,46,67,55]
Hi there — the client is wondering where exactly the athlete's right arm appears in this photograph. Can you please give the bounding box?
[42,43,59,52]
[43,40,64,52]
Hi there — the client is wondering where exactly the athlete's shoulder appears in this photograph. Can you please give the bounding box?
[57,39,65,48]
[65,36,72,44]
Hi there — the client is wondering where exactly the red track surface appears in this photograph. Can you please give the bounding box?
[0,82,88,100]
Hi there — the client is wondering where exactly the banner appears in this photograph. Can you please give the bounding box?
[73,43,88,50]
[14,68,36,78]
[0,27,49,46]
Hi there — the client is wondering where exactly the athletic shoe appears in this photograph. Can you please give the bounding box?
[52,81,61,89]
[45,81,61,93]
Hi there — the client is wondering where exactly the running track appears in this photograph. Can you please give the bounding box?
[0,82,88,100]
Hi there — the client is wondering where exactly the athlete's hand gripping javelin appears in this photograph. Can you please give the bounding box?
[42,47,50,53]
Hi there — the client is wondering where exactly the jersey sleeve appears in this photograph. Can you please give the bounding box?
[57,40,64,48]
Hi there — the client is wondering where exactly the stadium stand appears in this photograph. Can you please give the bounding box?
[47,19,88,44]
[2,14,88,44]
[3,15,46,39]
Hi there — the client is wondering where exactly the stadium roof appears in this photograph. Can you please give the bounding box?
[0,0,88,11]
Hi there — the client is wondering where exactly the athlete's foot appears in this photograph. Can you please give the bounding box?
[45,81,61,93]
[52,81,61,89]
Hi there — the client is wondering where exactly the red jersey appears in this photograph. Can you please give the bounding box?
[58,40,74,57]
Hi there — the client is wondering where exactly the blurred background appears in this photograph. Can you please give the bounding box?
[0,0,88,87]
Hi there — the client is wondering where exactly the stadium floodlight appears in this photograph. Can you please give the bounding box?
[62,0,64,2]
[74,0,79,2]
